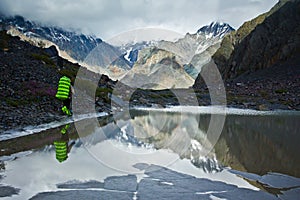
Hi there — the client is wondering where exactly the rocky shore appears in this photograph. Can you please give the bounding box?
[0,31,114,133]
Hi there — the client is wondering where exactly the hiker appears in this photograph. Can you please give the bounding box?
[54,124,75,163]
[55,76,73,116]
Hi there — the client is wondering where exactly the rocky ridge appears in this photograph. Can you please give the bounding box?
[193,0,300,110]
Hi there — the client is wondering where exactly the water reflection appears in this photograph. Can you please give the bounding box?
[214,114,300,177]
[74,109,224,173]
[1,108,299,176]
[53,124,75,163]
[80,108,300,176]
[144,109,300,177]
[0,107,300,199]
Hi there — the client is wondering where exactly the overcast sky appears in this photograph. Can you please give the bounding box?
[0,0,278,40]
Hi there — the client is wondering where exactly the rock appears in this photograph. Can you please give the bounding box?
[57,180,104,189]
[258,104,269,111]
[0,186,20,197]
[29,190,133,200]
[104,175,137,192]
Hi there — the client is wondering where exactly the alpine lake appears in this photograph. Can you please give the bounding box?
[0,106,299,200]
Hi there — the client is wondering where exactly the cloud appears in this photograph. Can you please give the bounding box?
[0,0,277,40]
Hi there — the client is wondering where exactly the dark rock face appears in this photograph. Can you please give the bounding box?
[210,0,291,79]
[219,0,300,80]
[195,0,300,83]
[195,1,300,83]
[193,0,300,110]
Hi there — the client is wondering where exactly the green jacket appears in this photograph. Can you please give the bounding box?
[54,141,68,163]
[55,76,71,100]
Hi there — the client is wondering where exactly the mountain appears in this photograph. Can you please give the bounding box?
[156,22,234,79]
[118,22,234,89]
[0,15,135,80]
[210,0,295,80]
[117,41,155,67]
[193,0,300,110]
[120,47,194,89]
[83,41,155,80]
[197,22,234,38]
[82,41,132,79]
[0,15,104,62]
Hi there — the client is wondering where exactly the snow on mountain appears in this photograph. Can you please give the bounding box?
[151,22,235,79]
[117,22,234,88]
[0,15,103,62]
[1,15,234,87]
[0,15,136,80]
[116,40,156,67]
[197,21,234,39]
[156,22,233,65]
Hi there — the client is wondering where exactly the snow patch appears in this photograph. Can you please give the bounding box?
[124,47,133,62]
[134,106,300,116]
[161,181,174,186]
[0,112,108,141]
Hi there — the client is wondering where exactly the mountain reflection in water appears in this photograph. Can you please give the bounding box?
[132,108,300,177]
[0,107,299,199]
[69,107,300,177]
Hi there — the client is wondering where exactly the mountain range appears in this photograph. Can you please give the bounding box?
[119,22,234,89]
[3,0,297,104]
[0,15,234,89]
[156,22,234,79]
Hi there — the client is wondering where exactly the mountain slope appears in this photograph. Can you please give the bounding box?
[120,47,194,89]
[219,0,300,80]
[0,15,103,62]
[193,0,300,110]
[117,41,154,67]
[156,22,234,78]
[0,30,66,132]
[0,15,134,80]
[211,0,293,79]
[0,30,115,132]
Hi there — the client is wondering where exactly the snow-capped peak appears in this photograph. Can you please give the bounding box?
[197,21,234,38]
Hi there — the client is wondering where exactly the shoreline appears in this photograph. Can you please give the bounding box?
[1,105,299,142]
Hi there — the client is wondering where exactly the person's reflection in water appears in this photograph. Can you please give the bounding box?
[54,124,75,163]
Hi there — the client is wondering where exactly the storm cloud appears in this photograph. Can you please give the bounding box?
[0,0,277,40]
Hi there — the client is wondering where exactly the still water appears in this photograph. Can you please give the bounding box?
[0,107,299,199]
